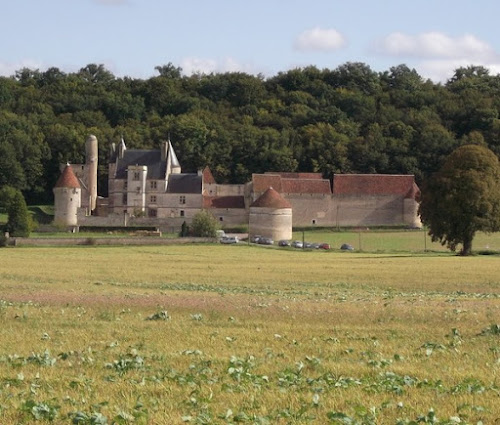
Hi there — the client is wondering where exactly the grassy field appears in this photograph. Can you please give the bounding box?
[0,245,499,424]
[292,228,500,253]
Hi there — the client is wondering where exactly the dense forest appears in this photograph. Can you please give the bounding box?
[1,62,500,204]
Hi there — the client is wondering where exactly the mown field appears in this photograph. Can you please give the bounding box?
[0,245,499,424]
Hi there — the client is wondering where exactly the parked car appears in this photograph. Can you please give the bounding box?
[319,243,331,250]
[303,242,314,249]
[278,240,290,247]
[258,237,274,245]
[250,235,261,243]
[291,240,303,248]
[220,236,239,244]
[340,243,354,251]
[311,243,321,249]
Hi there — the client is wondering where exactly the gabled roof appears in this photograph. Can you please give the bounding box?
[167,174,202,194]
[202,166,216,184]
[114,149,166,180]
[250,187,292,209]
[265,172,323,180]
[332,174,418,196]
[253,174,283,192]
[55,164,80,189]
[405,182,421,200]
[203,196,245,209]
[282,178,331,194]
[253,173,331,194]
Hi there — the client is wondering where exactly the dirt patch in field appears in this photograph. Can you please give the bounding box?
[0,291,285,315]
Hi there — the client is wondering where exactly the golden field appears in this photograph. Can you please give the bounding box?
[0,244,499,424]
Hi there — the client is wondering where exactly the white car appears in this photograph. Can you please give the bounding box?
[220,236,239,244]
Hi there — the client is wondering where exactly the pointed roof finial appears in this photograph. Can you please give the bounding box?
[167,139,180,168]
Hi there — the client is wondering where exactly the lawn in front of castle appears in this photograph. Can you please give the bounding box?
[0,244,499,423]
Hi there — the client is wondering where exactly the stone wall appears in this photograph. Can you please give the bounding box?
[284,194,333,226]
[210,208,248,228]
[333,195,405,227]
[9,237,216,247]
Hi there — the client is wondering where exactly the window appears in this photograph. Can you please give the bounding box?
[312,219,317,225]
[180,210,185,217]
[150,181,157,190]
[219,216,224,222]
[122,193,128,205]
[133,171,140,181]
[123,181,128,190]
[148,208,157,217]
[180,195,186,204]
[150,195,157,203]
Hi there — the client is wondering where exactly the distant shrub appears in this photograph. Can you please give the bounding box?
[190,210,220,238]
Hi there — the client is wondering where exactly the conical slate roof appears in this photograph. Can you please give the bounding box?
[54,165,80,189]
[168,140,180,168]
[250,187,292,209]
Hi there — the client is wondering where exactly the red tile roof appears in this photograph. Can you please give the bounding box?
[253,174,331,194]
[203,196,245,209]
[55,165,80,189]
[253,174,283,193]
[265,172,323,180]
[405,182,421,200]
[282,178,331,194]
[250,187,292,209]
[332,174,418,196]
[202,166,216,184]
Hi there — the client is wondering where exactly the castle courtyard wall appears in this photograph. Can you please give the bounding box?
[333,195,405,227]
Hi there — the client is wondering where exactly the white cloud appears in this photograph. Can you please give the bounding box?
[376,32,497,61]
[374,31,500,82]
[294,27,346,52]
[180,57,256,75]
[0,59,44,77]
[418,59,500,83]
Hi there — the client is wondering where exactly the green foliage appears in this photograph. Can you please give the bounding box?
[190,210,220,237]
[0,185,33,237]
[3,62,500,203]
[419,145,500,255]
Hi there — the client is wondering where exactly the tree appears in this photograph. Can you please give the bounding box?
[190,210,220,237]
[419,145,500,255]
[0,186,33,237]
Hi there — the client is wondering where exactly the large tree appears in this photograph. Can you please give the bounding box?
[419,144,500,255]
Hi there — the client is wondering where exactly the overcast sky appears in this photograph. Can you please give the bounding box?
[1,0,499,82]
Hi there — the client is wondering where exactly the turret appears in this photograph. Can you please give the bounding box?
[167,139,181,174]
[85,135,98,212]
[53,164,81,228]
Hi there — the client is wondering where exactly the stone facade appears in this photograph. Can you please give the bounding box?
[54,136,422,232]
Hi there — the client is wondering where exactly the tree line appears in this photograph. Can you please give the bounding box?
[1,62,500,204]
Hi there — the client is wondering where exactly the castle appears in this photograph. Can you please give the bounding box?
[53,135,421,233]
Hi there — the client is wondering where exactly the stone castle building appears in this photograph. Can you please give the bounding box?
[54,135,422,234]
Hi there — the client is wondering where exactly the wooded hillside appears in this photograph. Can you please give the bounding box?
[1,62,499,204]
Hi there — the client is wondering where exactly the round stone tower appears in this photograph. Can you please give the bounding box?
[249,187,292,241]
[85,134,98,212]
[53,164,81,227]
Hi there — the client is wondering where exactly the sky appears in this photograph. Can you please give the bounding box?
[1,0,500,82]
